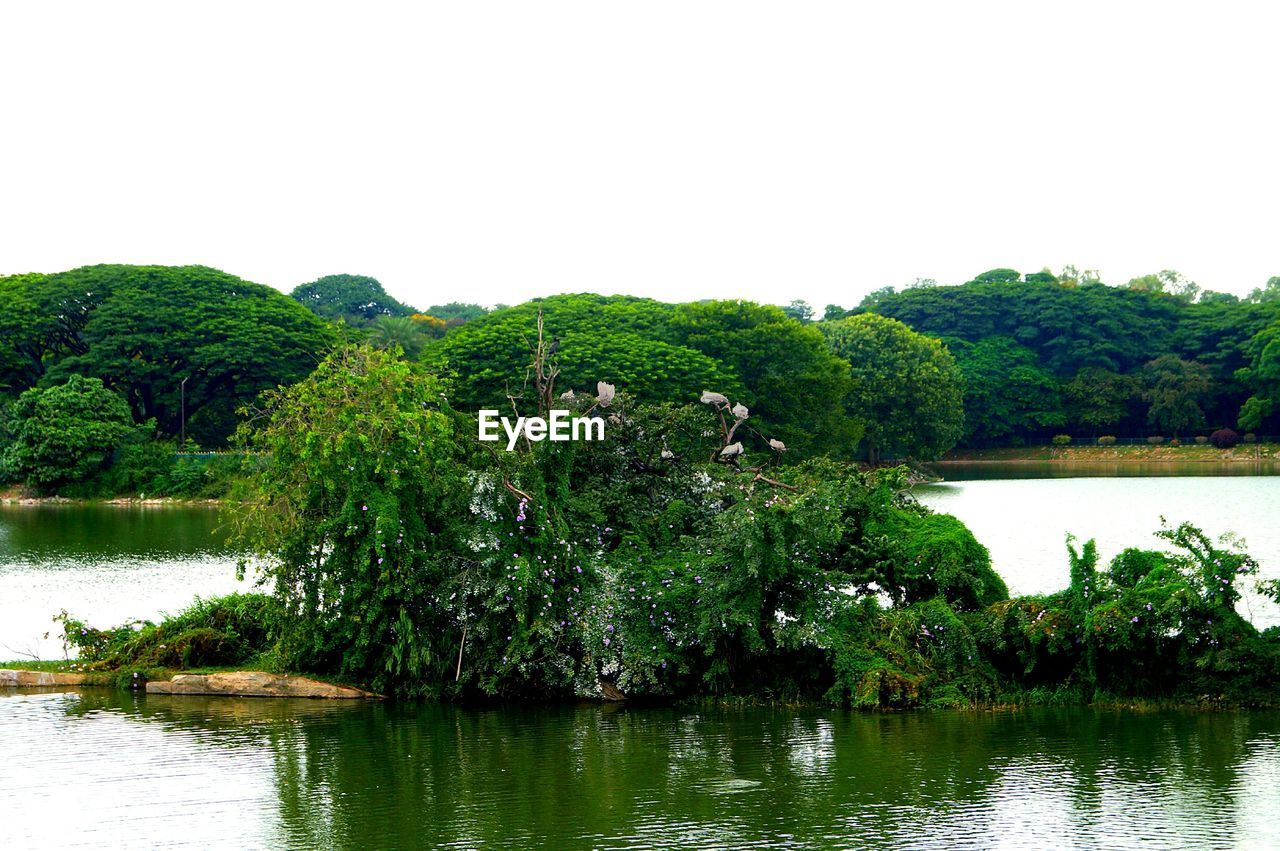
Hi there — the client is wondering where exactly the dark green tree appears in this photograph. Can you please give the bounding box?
[1140,355,1212,436]
[820,314,963,462]
[290,274,417,324]
[1,375,146,490]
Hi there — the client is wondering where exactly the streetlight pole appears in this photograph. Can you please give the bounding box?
[180,376,189,449]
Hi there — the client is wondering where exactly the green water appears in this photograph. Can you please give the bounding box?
[2,691,1278,849]
[3,486,1280,847]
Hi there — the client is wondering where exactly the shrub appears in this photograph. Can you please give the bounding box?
[1146,435,1164,445]
[1195,435,1209,445]
[1097,435,1117,446]
[1243,433,1258,444]
[1209,428,1240,448]
[1051,434,1071,446]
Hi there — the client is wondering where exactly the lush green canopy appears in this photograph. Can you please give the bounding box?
[819,314,963,461]
[0,265,335,444]
[290,274,417,325]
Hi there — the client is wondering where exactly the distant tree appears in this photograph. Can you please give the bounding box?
[823,303,852,321]
[368,315,429,359]
[426,302,488,323]
[1236,319,1280,432]
[973,268,1020,283]
[820,314,964,462]
[856,286,896,311]
[1246,277,1280,304]
[946,337,1065,444]
[781,299,814,323]
[1,376,146,490]
[1064,367,1138,435]
[291,274,417,324]
[1128,270,1200,302]
[0,266,335,445]
[1024,269,1057,284]
[1141,355,1213,436]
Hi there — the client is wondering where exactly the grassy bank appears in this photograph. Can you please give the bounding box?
[942,443,1280,463]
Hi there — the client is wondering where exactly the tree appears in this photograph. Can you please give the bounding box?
[1064,367,1138,435]
[1246,277,1280,304]
[426,302,489,323]
[290,274,417,324]
[820,314,964,462]
[781,299,814,323]
[1141,355,1212,436]
[0,376,145,490]
[1236,320,1280,432]
[231,346,473,695]
[0,265,335,445]
[669,301,855,457]
[946,337,1065,444]
[433,294,741,414]
[368,315,429,359]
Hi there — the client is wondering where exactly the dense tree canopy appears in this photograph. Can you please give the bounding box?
[1237,319,1280,433]
[0,265,335,444]
[819,314,963,462]
[290,274,417,325]
[0,375,146,490]
[830,269,1280,442]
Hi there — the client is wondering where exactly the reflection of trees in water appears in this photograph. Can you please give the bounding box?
[51,694,1280,847]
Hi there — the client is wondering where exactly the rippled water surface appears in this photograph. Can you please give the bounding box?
[2,693,1278,849]
[0,505,245,660]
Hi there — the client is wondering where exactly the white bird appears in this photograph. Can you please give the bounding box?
[597,381,616,407]
[660,448,674,460]
[768,438,787,452]
[700,390,729,405]
[731,403,749,419]
[720,442,744,458]
[559,389,576,399]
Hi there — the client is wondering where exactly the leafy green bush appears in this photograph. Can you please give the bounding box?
[1097,435,1117,445]
[57,594,275,670]
[0,376,149,492]
[1195,435,1209,445]
[1051,434,1071,446]
[1146,435,1164,445]
[1243,432,1258,443]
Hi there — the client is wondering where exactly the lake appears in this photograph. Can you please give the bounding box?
[914,468,1280,628]
[2,692,1278,849]
[2,475,1280,848]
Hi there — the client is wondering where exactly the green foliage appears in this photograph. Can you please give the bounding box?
[0,265,336,445]
[232,345,474,696]
[1236,319,1280,432]
[57,593,275,671]
[0,376,146,491]
[1141,355,1212,436]
[946,336,1064,444]
[819,314,963,461]
[1051,434,1071,446]
[291,274,416,324]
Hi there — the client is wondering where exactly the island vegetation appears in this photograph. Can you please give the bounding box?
[3,263,1280,708]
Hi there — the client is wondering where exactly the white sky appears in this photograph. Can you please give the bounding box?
[2,2,1279,311]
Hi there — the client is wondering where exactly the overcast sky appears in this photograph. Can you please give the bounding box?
[3,2,1278,310]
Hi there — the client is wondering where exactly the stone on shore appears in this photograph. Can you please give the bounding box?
[146,671,375,699]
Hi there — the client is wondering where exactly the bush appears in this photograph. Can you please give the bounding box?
[1209,428,1240,448]
[0,376,149,492]
[1195,436,1209,445]
[1097,435,1117,446]
[1243,433,1258,444]
[57,593,276,670]
[1051,434,1071,446]
[1146,435,1164,445]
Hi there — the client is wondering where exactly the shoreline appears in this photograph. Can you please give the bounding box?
[938,444,1280,464]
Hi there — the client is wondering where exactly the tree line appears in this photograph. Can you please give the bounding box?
[2,263,1279,495]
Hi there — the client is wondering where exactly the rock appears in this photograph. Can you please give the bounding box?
[599,678,626,702]
[146,671,375,699]
[0,669,88,686]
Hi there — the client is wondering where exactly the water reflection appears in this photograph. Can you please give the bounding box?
[2,691,1277,849]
